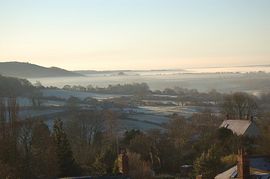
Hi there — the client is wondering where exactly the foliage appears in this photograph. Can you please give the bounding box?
[31,120,58,177]
[92,144,117,175]
[221,154,237,167]
[222,92,258,119]
[122,129,142,146]
[66,96,81,110]
[0,88,269,178]
[217,127,233,141]
[194,145,223,179]
[128,152,154,179]
[53,118,80,177]
[63,83,151,95]
[0,75,34,97]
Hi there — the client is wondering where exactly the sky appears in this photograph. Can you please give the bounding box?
[0,0,269,70]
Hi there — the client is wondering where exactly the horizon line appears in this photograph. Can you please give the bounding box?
[1,60,270,72]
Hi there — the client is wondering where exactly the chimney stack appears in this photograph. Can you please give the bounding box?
[237,148,250,179]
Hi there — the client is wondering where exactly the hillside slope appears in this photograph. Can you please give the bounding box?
[0,62,83,78]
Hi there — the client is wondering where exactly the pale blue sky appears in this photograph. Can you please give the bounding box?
[0,0,269,70]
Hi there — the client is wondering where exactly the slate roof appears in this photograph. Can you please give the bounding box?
[215,156,270,179]
[219,120,259,137]
[215,166,237,179]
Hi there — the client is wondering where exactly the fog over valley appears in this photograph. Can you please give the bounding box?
[1,0,270,178]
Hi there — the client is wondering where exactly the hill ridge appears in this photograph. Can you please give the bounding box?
[0,61,83,78]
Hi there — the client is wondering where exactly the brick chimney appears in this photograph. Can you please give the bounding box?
[237,148,250,179]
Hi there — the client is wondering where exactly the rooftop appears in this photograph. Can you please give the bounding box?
[219,119,259,137]
[215,156,270,179]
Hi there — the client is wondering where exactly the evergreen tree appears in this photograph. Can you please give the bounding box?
[194,145,223,179]
[32,120,58,178]
[92,144,117,175]
[52,118,80,177]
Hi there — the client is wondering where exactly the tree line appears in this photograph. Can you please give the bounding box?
[1,95,269,178]
[63,83,151,95]
[0,75,34,97]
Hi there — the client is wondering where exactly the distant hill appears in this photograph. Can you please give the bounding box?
[0,62,83,78]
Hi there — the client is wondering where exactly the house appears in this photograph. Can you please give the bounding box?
[219,119,260,137]
[215,150,270,179]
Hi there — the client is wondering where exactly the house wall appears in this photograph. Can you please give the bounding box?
[244,123,260,137]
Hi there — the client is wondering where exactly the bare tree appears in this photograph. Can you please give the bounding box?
[103,110,119,142]
[222,92,258,119]
[66,111,105,170]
